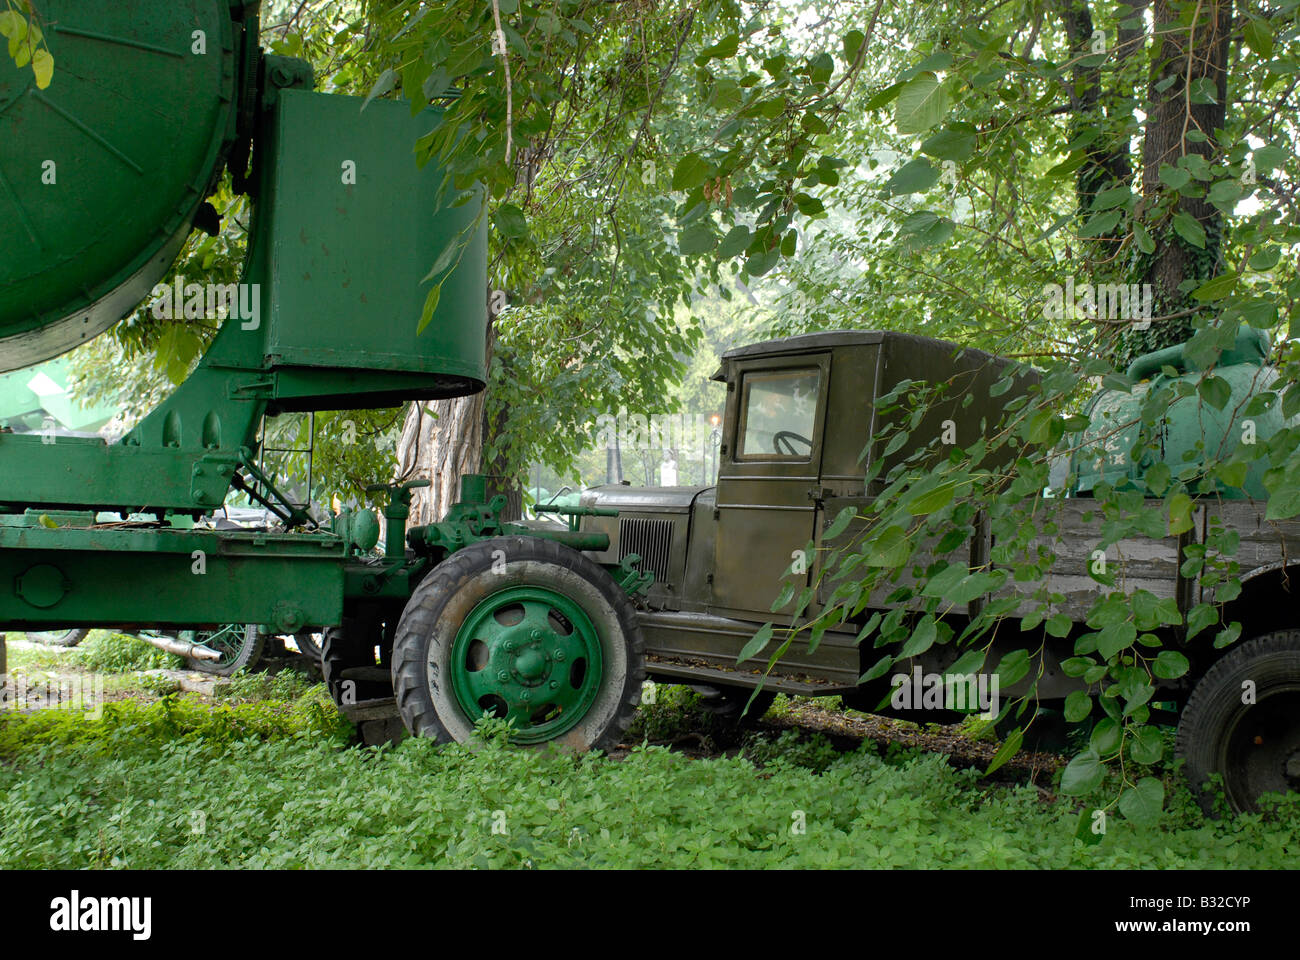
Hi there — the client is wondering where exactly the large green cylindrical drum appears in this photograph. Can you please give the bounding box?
[0,1,241,371]
[1072,327,1289,498]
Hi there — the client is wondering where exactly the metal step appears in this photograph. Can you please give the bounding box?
[339,696,399,722]
[645,654,855,697]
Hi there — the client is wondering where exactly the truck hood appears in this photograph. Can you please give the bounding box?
[580,484,711,514]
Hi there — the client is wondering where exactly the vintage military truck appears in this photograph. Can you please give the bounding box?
[571,328,1300,814]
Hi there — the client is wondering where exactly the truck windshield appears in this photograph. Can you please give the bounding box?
[738,368,820,458]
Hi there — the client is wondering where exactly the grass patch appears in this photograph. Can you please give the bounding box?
[1,685,1297,868]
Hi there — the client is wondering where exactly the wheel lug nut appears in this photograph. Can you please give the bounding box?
[497,671,509,682]
[549,681,558,689]
[530,629,542,641]
[554,650,566,661]
[521,692,530,702]
[504,640,516,652]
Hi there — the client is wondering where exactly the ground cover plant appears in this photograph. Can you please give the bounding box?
[1,671,1295,869]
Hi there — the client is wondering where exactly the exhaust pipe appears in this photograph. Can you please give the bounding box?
[135,633,224,662]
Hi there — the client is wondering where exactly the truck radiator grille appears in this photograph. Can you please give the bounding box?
[618,517,673,585]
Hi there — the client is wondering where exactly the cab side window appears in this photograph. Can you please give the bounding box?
[737,368,820,459]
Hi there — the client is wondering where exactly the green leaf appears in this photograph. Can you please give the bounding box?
[866,525,913,567]
[1185,603,1218,640]
[671,153,711,191]
[716,225,750,258]
[1078,209,1122,238]
[894,72,951,135]
[1253,144,1286,172]
[677,222,717,255]
[1064,690,1092,723]
[995,648,1030,686]
[1198,376,1231,410]
[31,48,52,90]
[898,211,954,247]
[1046,613,1072,638]
[1167,491,1194,534]
[948,648,987,676]
[1249,246,1281,271]
[416,282,442,335]
[842,29,866,64]
[1192,272,1239,301]
[984,727,1023,775]
[920,124,976,162]
[1129,726,1164,764]
[737,623,775,664]
[1133,222,1156,254]
[886,158,939,195]
[906,480,959,516]
[769,581,796,613]
[493,203,529,240]
[823,506,858,540]
[1244,19,1274,58]
[362,68,397,111]
[864,81,904,110]
[1091,185,1133,210]
[1060,749,1104,795]
[1097,621,1137,660]
[1158,164,1191,190]
[1266,482,1300,520]
[1172,211,1206,248]
[1118,777,1164,826]
[1090,717,1121,755]
[696,33,739,64]
[1153,650,1190,679]
[859,653,895,684]
[1047,153,1086,179]
[900,616,938,658]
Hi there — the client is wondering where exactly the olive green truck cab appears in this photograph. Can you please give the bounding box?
[576,329,1300,814]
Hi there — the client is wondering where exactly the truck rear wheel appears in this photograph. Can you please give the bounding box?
[25,628,89,647]
[391,537,644,751]
[1176,630,1300,815]
[186,624,264,676]
[322,620,393,707]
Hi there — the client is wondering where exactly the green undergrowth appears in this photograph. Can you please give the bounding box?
[1,695,1296,868]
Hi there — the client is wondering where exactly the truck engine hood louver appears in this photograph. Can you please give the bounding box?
[618,517,673,586]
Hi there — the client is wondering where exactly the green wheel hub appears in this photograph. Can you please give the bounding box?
[449,586,604,743]
[185,623,248,667]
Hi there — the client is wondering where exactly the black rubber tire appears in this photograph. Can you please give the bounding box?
[391,536,644,751]
[321,620,393,707]
[188,624,265,677]
[700,687,777,725]
[25,628,89,647]
[1176,630,1300,815]
[292,630,324,662]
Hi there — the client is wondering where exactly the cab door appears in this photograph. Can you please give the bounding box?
[710,353,830,619]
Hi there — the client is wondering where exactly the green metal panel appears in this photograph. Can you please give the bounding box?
[0,523,347,630]
[0,0,243,371]
[257,91,488,395]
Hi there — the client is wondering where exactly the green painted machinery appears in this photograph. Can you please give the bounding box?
[1070,327,1288,498]
[0,1,652,750]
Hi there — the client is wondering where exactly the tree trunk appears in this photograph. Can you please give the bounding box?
[396,392,487,525]
[395,293,498,525]
[1127,0,1233,358]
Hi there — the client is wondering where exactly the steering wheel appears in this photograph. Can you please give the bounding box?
[772,430,813,456]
